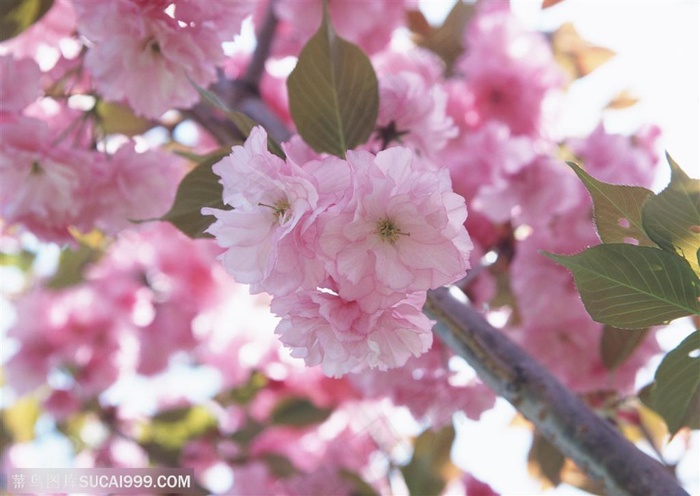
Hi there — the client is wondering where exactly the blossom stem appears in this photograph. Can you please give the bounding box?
[425,286,687,496]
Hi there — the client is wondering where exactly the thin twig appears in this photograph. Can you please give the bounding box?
[242,0,278,89]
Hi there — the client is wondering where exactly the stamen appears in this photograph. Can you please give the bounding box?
[30,160,43,175]
[142,37,161,54]
[376,218,409,244]
[258,199,291,222]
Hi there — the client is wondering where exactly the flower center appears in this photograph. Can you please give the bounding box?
[142,37,161,55]
[376,218,409,244]
[259,199,291,224]
[30,160,43,175]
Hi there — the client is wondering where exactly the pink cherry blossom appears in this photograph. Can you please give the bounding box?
[272,287,433,377]
[369,49,455,158]
[0,55,41,114]
[203,127,330,295]
[473,154,584,227]
[5,286,136,397]
[320,148,472,301]
[88,142,185,234]
[372,48,445,88]
[567,123,661,187]
[444,122,539,219]
[74,0,234,118]
[244,406,380,495]
[374,71,456,159]
[266,0,414,58]
[86,223,228,376]
[0,116,94,242]
[456,0,565,137]
[350,337,496,426]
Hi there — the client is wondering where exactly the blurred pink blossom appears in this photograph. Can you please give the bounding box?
[266,0,415,57]
[456,0,565,137]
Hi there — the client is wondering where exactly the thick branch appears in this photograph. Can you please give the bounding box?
[425,287,687,496]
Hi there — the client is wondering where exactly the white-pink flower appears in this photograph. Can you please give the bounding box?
[567,123,661,188]
[0,117,93,242]
[75,0,237,118]
[320,147,472,308]
[375,71,456,159]
[205,131,472,375]
[272,288,433,377]
[349,337,496,426]
[456,0,565,137]
[203,127,323,295]
[5,286,136,396]
[0,55,41,114]
[267,0,413,57]
[89,142,185,234]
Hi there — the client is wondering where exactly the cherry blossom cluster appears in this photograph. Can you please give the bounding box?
[1,0,679,491]
[204,127,472,376]
[5,224,237,411]
[438,0,662,393]
[73,0,255,119]
[0,111,184,243]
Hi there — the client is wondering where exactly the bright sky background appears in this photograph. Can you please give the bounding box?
[422,0,699,182]
[417,1,700,494]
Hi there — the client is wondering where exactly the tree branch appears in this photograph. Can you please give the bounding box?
[184,2,290,146]
[241,0,278,90]
[425,286,687,496]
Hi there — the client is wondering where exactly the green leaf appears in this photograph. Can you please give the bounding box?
[339,469,380,496]
[269,397,333,427]
[287,4,378,158]
[262,453,298,478]
[544,244,700,329]
[140,405,217,451]
[157,152,229,239]
[650,330,700,436]
[401,425,457,496]
[600,326,650,370]
[95,101,153,137]
[567,161,655,246]
[0,249,35,272]
[189,77,286,159]
[214,370,268,406]
[47,243,102,290]
[413,1,475,75]
[230,417,265,446]
[527,432,564,489]
[642,154,700,277]
[0,0,53,42]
